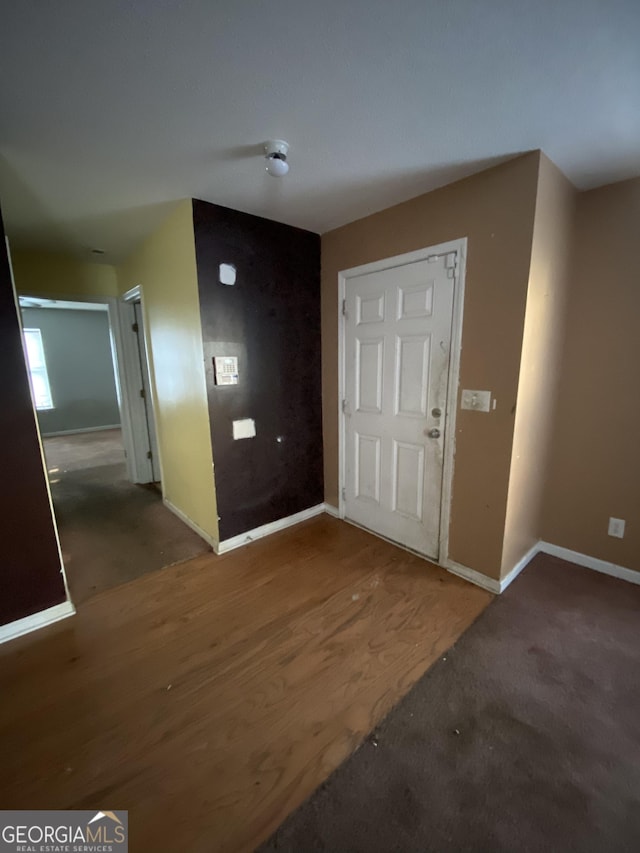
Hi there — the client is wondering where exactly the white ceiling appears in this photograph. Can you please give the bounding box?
[1,0,638,261]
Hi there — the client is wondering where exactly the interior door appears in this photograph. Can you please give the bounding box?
[343,255,455,558]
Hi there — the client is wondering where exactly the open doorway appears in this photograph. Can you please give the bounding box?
[116,286,161,485]
[19,293,210,604]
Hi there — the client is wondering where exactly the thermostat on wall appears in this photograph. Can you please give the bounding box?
[213,356,239,385]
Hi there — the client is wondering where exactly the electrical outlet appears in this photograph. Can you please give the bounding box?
[608,517,625,539]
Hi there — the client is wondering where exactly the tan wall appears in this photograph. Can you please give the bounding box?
[322,153,540,579]
[10,248,118,299]
[541,177,640,573]
[501,156,576,576]
[118,200,219,543]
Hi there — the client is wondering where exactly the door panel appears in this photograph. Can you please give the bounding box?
[357,291,385,324]
[356,338,384,412]
[395,334,430,417]
[344,256,455,558]
[393,440,425,520]
[355,433,381,503]
[398,281,434,319]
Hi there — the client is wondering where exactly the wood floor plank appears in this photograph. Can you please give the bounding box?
[0,515,491,852]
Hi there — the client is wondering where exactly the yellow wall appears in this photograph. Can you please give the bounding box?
[322,153,540,580]
[117,200,219,543]
[501,155,576,576]
[10,248,118,299]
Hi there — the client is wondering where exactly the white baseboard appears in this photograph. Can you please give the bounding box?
[0,600,75,646]
[42,424,121,437]
[444,559,501,594]
[445,539,639,595]
[323,503,340,518]
[498,543,540,592]
[215,504,326,555]
[538,541,640,586]
[163,498,218,550]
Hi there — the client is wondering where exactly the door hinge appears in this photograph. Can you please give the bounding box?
[341,487,346,501]
[146,450,152,460]
[341,398,347,413]
[132,322,139,333]
[139,388,145,399]
[342,299,346,317]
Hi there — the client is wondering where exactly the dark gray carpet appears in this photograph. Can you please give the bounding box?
[260,554,640,852]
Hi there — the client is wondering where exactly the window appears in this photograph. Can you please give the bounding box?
[23,328,54,410]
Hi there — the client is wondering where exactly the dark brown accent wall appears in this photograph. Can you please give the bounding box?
[192,200,323,541]
[0,206,67,626]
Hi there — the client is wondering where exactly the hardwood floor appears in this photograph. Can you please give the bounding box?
[0,515,491,852]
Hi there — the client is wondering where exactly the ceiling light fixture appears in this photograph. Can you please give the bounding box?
[264,139,289,177]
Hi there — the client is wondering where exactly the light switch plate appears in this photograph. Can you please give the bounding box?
[461,389,492,412]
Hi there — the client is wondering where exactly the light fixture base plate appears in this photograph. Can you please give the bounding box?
[264,139,289,158]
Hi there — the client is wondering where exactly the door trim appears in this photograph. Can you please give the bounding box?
[337,237,467,564]
[15,287,138,485]
[118,285,162,484]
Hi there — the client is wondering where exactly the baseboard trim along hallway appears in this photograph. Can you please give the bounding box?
[444,560,501,594]
[42,424,122,438]
[537,541,640,586]
[163,498,218,549]
[453,540,640,598]
[215,504,326,554]
[0,600,76,646]
[323,503,340,518]
[497,543,541,593]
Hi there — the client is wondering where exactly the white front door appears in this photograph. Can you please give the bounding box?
[343,254,455,558]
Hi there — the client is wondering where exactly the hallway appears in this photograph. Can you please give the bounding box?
[43,429,211,604]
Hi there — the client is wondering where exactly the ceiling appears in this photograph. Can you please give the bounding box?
[1,0,638,261]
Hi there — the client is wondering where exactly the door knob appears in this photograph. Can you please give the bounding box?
[427,428,441,439]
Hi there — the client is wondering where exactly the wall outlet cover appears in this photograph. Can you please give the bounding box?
[608,517,625,538]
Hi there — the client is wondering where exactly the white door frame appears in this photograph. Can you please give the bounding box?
[118,285,161,484]
[16,289,140,482]
[17,285,160,487]
[338,237,467,564]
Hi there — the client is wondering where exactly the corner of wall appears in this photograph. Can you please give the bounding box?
[500,154,577,578]
[537,176,640,572]
[117,200,219,546]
